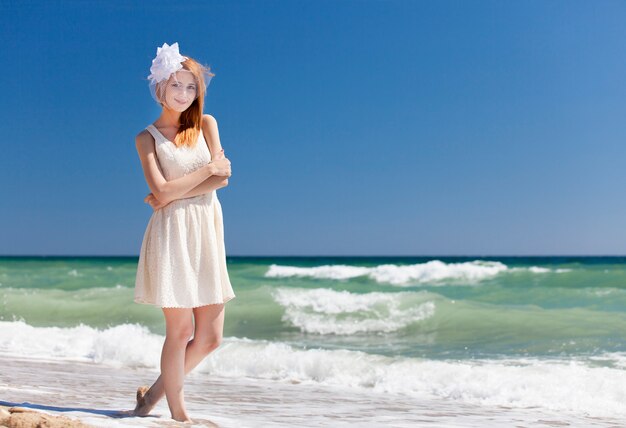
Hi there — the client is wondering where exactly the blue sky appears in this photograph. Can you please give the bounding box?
[2,0,626,256]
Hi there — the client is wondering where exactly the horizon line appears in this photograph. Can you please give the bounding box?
[2,254,626,258]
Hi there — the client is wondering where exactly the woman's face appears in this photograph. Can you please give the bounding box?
[163,70,198,112]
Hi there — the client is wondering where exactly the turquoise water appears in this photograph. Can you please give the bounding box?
[2,256,626,361]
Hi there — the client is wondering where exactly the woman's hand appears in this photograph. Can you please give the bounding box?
[144,193,170,211]
[211,151,232,177]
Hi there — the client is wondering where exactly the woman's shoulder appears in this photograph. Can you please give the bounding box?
[135,127,156,149]
[202,114,217,127]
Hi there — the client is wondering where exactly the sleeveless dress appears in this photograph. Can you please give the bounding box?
[134,124,236,308]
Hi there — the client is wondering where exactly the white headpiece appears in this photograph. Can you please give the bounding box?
[148,42,188,84]
[147,42,213,106]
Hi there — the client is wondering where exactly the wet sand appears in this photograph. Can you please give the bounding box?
[0,354,623,427]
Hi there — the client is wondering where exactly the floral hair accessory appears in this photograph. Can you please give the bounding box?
[147,42,188,84]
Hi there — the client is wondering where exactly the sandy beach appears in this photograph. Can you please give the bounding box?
[0,353,623,428]
[0,404,92,427]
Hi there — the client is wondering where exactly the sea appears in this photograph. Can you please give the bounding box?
[1,256,626,427]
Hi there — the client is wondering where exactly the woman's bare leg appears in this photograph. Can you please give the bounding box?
[158,307,194,422]
[134,304,225,417]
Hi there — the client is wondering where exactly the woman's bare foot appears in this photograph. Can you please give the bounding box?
[133,386,155,416]
[172,415,193,424]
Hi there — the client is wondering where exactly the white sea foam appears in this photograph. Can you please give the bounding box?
[0,321,162,368]
[200,341,626,418]
[267,260,508,285]
[267,261,572,286]
[271,287,435,334]
[1,321,626,418]
[368,261,508,285]
[266,264,371,280]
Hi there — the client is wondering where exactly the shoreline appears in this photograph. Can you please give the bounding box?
[1,354,625,427]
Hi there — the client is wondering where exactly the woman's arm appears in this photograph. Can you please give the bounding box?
[135,130,220,205]
[177,115,230,200]
[182,175,228,198]
[202,114,225,157]
[145,175,228,210]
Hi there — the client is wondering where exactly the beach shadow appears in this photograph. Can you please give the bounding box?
[0,399,154,420]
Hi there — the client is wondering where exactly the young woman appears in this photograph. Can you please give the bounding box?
[132,42,236,424]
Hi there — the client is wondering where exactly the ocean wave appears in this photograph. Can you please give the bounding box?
[203,342,626,417]
[271,287,435,334]
[266,260,507,285]
[0,321,162,368]
[265,260,571,286]
[0,320,624,418]
[266,261,568,286]
[512,267,572,274]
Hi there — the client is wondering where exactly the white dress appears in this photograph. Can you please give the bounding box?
[134,124,236,308]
